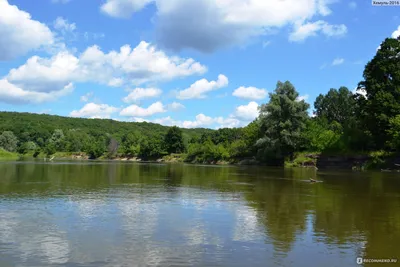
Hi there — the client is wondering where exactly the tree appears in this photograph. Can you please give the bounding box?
[139,135,166,159]
[164,126,185,154]
[0,131,18,152]
[357,36,400,148]
[48,129,66,151]
[301,118,342,152]
[387,115,400,150]
[257,81,309,163]
[65,129,89,152]
[314,87,356,125]
[121,131,142,156]
[18,141,37,154]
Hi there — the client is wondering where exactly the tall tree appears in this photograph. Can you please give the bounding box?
[257,81,309,163]
[314,87,356,125]
[0,131,18,152]
[357,36,400,148]
[164,126,185,154]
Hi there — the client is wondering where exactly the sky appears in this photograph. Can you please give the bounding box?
[0,0,399,129]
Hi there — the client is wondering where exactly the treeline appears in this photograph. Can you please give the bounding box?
[0,35,399,164]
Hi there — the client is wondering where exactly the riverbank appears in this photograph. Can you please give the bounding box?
[0,149,19,160]
[3,150,400,171]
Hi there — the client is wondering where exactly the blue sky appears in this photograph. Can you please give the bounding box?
[0,0,399,129]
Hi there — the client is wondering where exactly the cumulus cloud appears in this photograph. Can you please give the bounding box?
[0,0,54,60]
[6,52,79,93]
[53,17,76,33]
[0,41,206,104]
[289,20,347,42]
[123,88,162,103]
[0,80,73,104]
[176,74,228,100]
[332,58,344,66]
[120,101,166,117]
[296,94,309,101]
[129,100,259,129]
[70,102,119,118]
[101,0,153,18]
[100,0,344,52]
[80,92,93,102]
[234,101,260,121]
[168,102,185,111]
[232,86,267,100]
[392,25,400,38]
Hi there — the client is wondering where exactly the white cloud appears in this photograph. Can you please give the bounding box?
[100,0,343,52]
[332,58,344,66]
[182,114,215,128]
[108,77,124,87]
[0,80,73,104]
[133,101,259,129]
[348,1,357,9]
[101,0,154,19]
[392,25,400,38]
[176,74,228,100]
[123,88,162,103]
[80,92,93,102]
[53,17,76,33]
[168,102,185,111]
[0,0,54,60]
[7,52,79,92]
[152,116,180,126]
[353,87,367,98]
[0,41,206,104]
[232,86,267,100]
[215,116,241,128]
[120,101,166,117]
[234,101,260,121]
[70,102,119,118]
[289,20,347,42]
[296,94,309,101]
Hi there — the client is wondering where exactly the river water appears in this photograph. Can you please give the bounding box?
[0,161,399,267]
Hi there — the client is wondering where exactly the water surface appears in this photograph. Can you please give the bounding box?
[1,161,400,267]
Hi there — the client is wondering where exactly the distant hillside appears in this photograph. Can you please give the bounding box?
[0,112,214,142]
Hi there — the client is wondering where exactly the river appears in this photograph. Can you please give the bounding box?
[0,161,399,267]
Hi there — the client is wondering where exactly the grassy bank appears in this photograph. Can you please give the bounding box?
[285,152,318,168]
[0,149,19,160]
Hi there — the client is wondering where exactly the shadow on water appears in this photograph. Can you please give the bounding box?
[0,162,400,266]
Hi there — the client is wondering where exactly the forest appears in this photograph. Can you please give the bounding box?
[0,35,399,167]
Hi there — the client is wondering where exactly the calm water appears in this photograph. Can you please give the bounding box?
[1,161,400,267]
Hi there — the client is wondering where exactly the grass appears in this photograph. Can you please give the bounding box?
[285,152,319,168]
[0,148,20,160]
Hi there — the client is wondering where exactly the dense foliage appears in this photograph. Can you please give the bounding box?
[0,35,399,165]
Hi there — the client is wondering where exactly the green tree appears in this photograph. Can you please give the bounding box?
[139,135,165,159]
[65,129,89,152]
[0,131,18,152]
[164,126,185,154]
[48,129,66,151]
[257,81,309,163]
[121,131,142,156]
[302,118,342,152]
[85,136,106,159]
[314,87,356,125]
[18,141,37,154]
[357,36,400,148]
[387,115,400,150]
